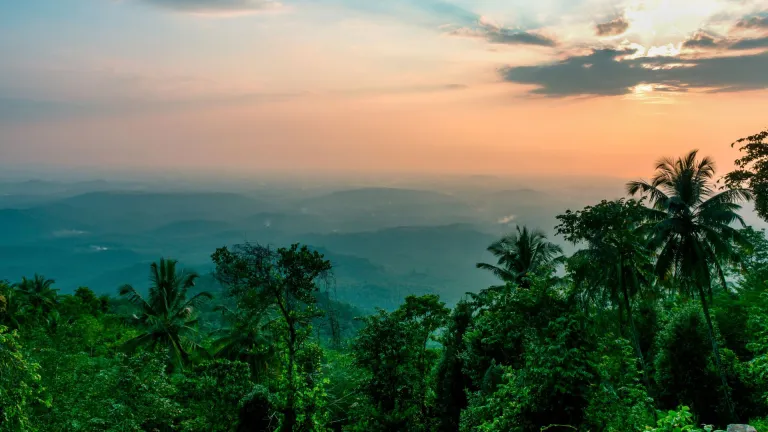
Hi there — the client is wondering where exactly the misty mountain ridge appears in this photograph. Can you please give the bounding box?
[5,175,755,310]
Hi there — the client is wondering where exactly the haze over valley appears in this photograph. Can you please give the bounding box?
[0,172,645,309]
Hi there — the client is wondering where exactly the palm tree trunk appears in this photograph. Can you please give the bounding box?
[696,283,735,420]
[621,284,653,393]
[619,262,656,420]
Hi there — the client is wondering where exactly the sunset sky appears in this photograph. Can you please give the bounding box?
[1,0,767,177]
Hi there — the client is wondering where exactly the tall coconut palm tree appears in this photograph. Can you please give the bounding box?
[119,258,212,369]
[476,225,564,288]
[627,149,751,419]
[14,274,59,325]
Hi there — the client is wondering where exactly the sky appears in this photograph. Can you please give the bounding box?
[0,0,767,178]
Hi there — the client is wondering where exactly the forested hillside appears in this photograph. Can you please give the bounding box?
[3,130,768,431]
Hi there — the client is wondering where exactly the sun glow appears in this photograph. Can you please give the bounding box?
[623,0,725,44]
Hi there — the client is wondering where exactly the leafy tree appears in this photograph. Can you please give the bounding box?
[212,243,332,432]
[654,303,730,425]
[177,360,254,431]
[118,258,212,368]
[322,350,364,431]
[58,287,108,321]
[462,278,571,389]
[393,294,450,417]
[742,290,768,417]
[583,336,654,431]
[210,305,277,382]
[435,300,475,431]
[725,128,768,221]
[237,384,280,432]
[732,227,768,296]
[461,307,601,432]
[0,281,21,329]
[628,149,751,418]
[556,199,657,396]
[476,226,563,288]
[40,352,182,431]
[350,308,424,431]
[0,325,45,432]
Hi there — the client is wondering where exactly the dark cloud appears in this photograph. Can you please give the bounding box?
[484,26,556,46]
[735,14,768,30]
[449,22,556,47]
[680,30,768,51]
[682,32,719,49]
[500,48,768,96]
[140,0,279,14]
[595,16,629,36]
[729,36,768,50]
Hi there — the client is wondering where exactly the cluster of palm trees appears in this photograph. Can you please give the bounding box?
[0,274,60,328]
[0,260,220,371]
[477,150,751,417]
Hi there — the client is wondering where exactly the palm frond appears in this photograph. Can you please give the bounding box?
[118,284,153,315]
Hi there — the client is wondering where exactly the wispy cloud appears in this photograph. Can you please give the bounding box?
[448,20,556,47]
[323,0,552,47]
[138,0,281,16]
[735,14,768,30]
[0,79,468,122]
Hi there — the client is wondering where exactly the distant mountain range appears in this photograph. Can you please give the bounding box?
[0,184,514,309]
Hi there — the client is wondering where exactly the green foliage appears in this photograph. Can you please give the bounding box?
[35,351,182,432]
[476,225,563,288]
[629,149,753,421]
[434,300,475,431]
[584,336,655,431]
[237,384,279,432]
[177,360,254,431]
[461,311,600,432]
[743,298,768,412]
[653,303,745,425]
[13,274,60,327]
[0,325,44,432]
[350,309,426,431]
[462,279,571,386]
[212,242,333,432]
[118,258,213,369]
[645,406,723,432]
[322,350,364,431]
[459,282,610,432]
[7,143,768,432]
[725,128,768,221]
[557,198,657,397]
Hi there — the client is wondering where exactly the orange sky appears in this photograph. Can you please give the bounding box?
[1,0,766,177]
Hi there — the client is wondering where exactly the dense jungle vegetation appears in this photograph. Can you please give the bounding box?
[3,129,768,431]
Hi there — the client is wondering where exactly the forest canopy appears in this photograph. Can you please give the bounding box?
[2,129,768,431]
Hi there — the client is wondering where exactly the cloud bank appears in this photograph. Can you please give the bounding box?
[500,48,768,96]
